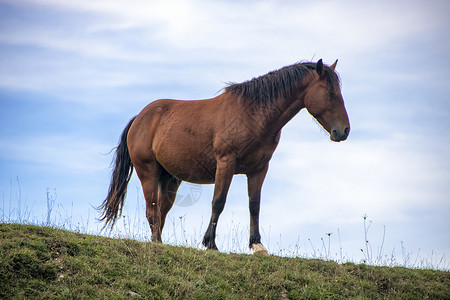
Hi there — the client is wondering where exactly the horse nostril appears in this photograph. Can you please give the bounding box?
[332,129,338,138]
[344,127,349,137]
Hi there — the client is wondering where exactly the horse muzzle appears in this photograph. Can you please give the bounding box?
[330,126,350,142]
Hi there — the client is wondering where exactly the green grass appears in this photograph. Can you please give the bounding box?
[1,223,449,299]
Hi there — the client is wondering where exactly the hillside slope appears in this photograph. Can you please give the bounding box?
[1,223,449,299]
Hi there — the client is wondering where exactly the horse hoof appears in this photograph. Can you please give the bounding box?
[251,243,269,256]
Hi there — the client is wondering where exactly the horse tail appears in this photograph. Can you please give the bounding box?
[98,116,136,229]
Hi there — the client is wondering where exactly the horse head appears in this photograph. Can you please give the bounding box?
[304,59,350,142]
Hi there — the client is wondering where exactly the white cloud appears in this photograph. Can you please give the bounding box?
[0,135,111,173]
[1,0,449,101]
[4,0,447,64]
[258,127,450,250]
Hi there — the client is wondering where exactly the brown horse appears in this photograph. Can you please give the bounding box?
[99,59,350,255]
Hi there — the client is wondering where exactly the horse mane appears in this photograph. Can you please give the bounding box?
[224,62,340,108]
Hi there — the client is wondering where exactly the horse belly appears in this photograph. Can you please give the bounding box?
[153,124,217,184]
[159,153,217,184]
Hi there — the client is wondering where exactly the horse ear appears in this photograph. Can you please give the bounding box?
[316,59,324,77]
[330,59,338,71]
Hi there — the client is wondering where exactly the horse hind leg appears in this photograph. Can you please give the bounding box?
[159,171,181,232]
[134,160,164,242]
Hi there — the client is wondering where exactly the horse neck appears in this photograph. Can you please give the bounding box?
[256,86,307,138]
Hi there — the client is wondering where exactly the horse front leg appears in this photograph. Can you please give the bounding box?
[247,164,269,256]
[202,155,236,250]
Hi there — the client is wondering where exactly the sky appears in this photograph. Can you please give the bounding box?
[1,0,449,267]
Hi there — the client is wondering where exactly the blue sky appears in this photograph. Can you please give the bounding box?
[1,0,449,265]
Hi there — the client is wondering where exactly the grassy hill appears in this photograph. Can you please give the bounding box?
[1,223,449,299]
